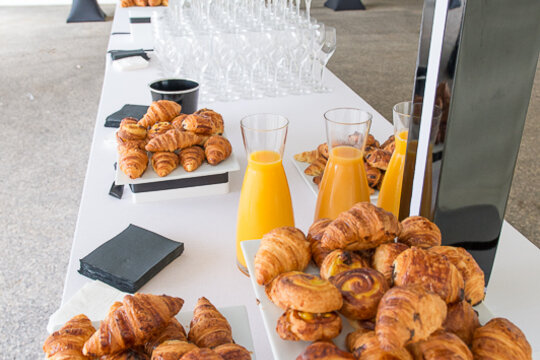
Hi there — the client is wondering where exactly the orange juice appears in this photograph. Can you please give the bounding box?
[377,131,408,217]
[314,146,371,220]
[236,150,294,271]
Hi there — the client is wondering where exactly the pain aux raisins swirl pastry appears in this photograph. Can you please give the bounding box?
[320,250,369,280]
[277,309,342,342]
[330,268,389,320]
[265,271,342,313]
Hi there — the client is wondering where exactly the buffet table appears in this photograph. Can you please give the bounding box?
[57,3,540,359]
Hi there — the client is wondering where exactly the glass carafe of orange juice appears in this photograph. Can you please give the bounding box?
[236,114,294,275]
[314,108,373,220]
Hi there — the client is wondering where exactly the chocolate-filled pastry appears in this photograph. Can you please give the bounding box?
[265,271,343,313]
[146,130,201,152]
[254,227,310,286]
[365,163,382,188]
[364,147,391,170]
[296,341,355,360]
[83,294,184,357]
[408,330,473,360]
[101,349,149,360]
[331,268,388,320]
[151,340,197,360]
[376,285,447,351]
[429,246,485,305]
[43,314,96,360]
[144,318,187,355]
[118,117,148,141]
[195,108,224,135]
[180,348,224,360]
[350,330,413,360]
[204,135,232,165]
[276,309,342,341]
[294,150,319,163]
[346,328,371,352]
[392,247,464,304]
[139,100,182,128]
[317,143,329,159]
[213,343,251,360]
[119,146,148,179]
[148,122,174,140]
[381,135,395,153]
[321,202,401,251]
[365,133,380,148]
[179,146,205,172]
[443,301,480,346]
[305,156,327,176]
[171,114,189,132]
[307,218,333,267]
[398,216,441,248]
[182,114,217,135]
[320,250,369,280]
[472,318,532,360]
[151,151,179,177]
[188,297,232,348]
[372,242,409,285]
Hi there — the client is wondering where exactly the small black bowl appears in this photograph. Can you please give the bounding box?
[149,79,200,114]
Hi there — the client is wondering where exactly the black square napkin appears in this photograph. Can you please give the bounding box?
[105,104,149,128]
[79,224,184,293]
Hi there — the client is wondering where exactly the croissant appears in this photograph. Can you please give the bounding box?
[148,0,161,5]
[203,135,232,165]
[146,130,201,152]
[134,0,147,5]
[214,343,252,360]
[372,242,409,285]
[365,163,382,188]
[151,340,197,360]
[179,146,205,172]
[376,285,447,351]
[408,330,473,360]
[346,328,371,352]
[276,309,342,341]
[139,100,182,128]
[180,348,224,360]
[398,216,441,248]
[307,218,332,266]
[144,318,187,355]
[319,249,369,280]
[119,146,148,179]
[195,108,224,134]
[118,117,147,141]
[350,330,413,360]
[82,293,184,356]
[148,122,174,140]
[472,318,532,360]
[296,341,355,360]
[429,246,485,305]
[254,227,310,286]
[392,247,464,303]
[443,300,480,346]
[304,156,327,176]
[330,268,389,320]
[101,349,149,359]
[188,297,233,348]
[121,0,143,7]
[381,135,395,153]
[294,150,319,163]
[321,202,401,251]
[151,152,179,177]
[182,114,217,135]
[317,143,329,159]
[170,114,188,132]
[43,314,96,360]
[364,147,391,170]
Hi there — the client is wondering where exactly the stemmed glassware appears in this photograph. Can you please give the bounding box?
[313,26,336,92]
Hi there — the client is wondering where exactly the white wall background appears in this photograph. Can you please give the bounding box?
[0,0,115,5]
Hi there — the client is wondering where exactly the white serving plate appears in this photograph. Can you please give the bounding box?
[292,157,379,204]
[115,151,240,186]
[241,239,494,360]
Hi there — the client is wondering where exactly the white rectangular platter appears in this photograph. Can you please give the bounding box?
[241,239,494,360]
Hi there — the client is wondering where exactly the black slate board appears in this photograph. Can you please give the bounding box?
[105,104,149,128]
[78,224,184,293]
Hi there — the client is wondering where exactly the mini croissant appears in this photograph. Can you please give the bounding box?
[119,145,148,179]
[188,297,233,348]
[145,129,201,152]
[43,314,96,360]
[138,100,182,128]
[151,151,179,177]
[398,216,442,248]
[304,156,327,176]
[204,135,232,165]
[144,318,187,355]
[179,146,205,172]
[294,150,319,163]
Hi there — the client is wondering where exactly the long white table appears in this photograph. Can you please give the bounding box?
[59,4,540,359]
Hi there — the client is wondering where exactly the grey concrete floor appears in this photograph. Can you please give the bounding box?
[0,1,538,358]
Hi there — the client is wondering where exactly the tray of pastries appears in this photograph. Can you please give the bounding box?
[115,100,240,186]
[241,203,533,360]
[43,293,254,359]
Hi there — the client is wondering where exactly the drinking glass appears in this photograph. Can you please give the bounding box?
[314,108,372,220]
[236,114,294,274]
[314,26,336,92]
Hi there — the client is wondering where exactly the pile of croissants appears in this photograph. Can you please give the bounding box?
[254,202,532,360]
[121,0,168,7]
[43,294,252,360]
[116,100,232,179]
[295,134,394,192]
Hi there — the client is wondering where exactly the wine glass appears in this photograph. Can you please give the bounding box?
[314,26,336,92]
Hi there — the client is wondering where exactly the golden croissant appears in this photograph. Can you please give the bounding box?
[214,343,252,360]
[43,314,96,360]
[443,300,480,346]
[139,100,182,128]
[188,297,233,348]
[376,285,447,351]
[372,242,409,285]
[121,0,147,7]
[195,108,224,134]
[321,202,401,251]
[151,151,179,177]
[254,227,310,286]
[408,330,473,360]
[429,246,485,305]
[350,330,413,360]
[204,135,232,165]
[179,146,205,172]
[472,318,532,360]
[144,318,187,355]
[119,145,148,179]
[294,150,319,163]
[398,216,442,248]
[82,293,184,356]
[146,129,201,152]
[304,156,327,176]
[151,340,197,360]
